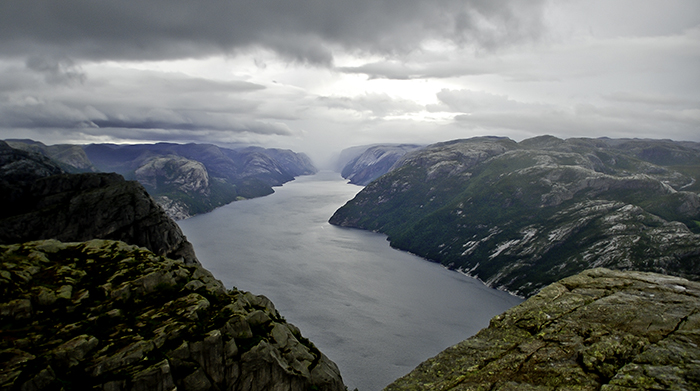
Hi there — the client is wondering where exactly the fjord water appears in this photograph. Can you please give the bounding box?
[178,171,522,391]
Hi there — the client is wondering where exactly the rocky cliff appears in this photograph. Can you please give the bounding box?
[0,239,345,391]
[5,140,319,219]
[338,144,423,186]
[385,268,700,391]
[330,136,700,297]
[6,139,97,173]
[0,142,198,265]
[81,142,317,219]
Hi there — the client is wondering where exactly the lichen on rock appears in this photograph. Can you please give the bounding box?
[0,239,345,391]
[384,268,700,391]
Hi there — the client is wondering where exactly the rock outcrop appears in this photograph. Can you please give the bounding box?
[0,239,345,391]
[385,268,700,390]
[135,155,213,220]
[330,136,700,297]
[338,144,423,185]
[0,142,198,265]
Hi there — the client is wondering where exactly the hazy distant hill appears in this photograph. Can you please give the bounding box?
[337,144,423,185]
[6,139,97,173]
[330,136,700,297]
[6,140,317,219]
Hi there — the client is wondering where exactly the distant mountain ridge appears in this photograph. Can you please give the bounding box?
[330,136,700,297]
[337,144,424,185]
[6,140,317,219]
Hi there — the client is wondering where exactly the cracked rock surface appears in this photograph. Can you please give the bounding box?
[385,268,700,391]
[0,239,345,391]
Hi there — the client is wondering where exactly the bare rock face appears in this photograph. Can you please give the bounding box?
[135,155,210,196]
[0,172,198,265]
[0,142,198,265]
[0,239,346,391]
[0,140,64,189]
[385,268,700,391]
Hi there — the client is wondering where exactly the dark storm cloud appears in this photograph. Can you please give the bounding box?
[25,56,86,85]
[0,62,288,137]
[0,0,547,64]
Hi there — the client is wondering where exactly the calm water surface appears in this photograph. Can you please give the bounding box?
[178,171,522,391]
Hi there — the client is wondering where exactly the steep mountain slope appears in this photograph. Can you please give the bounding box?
[0,142,198,265]
[330,136,700,297]
[6,139,97,173]
[339,144,424,185]
[0,140,64,206]
[82,142,317,219]
[385,268,700,391]
[0,239,345,391]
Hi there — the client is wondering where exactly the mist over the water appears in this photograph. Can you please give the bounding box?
[178,171,522,391]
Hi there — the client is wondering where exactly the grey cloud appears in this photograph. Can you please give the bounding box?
[431,89,520,113]
[0,99,293,136]
[603,91,700,108]
[317,94,423,117]
[0,64,288,137]
[453,103,700,142]
[429,89,555,114]
[336,61,491,80]
[438,88,700,142]
[25,56,86,85]
[0,0,547,64]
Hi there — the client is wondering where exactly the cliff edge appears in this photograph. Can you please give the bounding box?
[0,141,198,265]
[0,239,345,391]
[385,268,700,391]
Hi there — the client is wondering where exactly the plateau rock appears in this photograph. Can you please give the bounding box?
[385,268,700,391]
[330,136,700,297]
[0,239,345,391]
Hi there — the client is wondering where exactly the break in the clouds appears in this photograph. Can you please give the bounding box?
[0,0,698,167]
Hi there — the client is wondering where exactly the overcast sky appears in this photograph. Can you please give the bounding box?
[1,0,698,167]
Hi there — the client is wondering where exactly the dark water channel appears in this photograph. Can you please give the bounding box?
[178,171,522,391]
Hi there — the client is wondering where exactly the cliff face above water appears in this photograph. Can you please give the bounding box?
[0,141,198,265]
[82,143,317,220]
[330,136,700,297]
[0,239,345,391]
[6,140,317,220]
[385,268,700,391]
[338,144,424,186]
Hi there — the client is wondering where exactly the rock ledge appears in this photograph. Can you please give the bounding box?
[0,239,345,391]
[386,268,700,391]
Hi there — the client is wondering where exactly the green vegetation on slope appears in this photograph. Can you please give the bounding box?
[330,136,700,297]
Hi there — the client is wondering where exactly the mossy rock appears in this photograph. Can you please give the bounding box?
[0,239,345,391]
